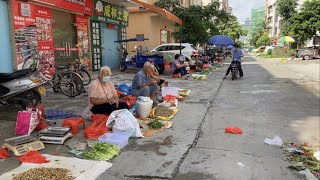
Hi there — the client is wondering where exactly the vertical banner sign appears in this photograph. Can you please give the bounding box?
[90,20,102,71]
[76,15,91,70]
[12,0,55,76]
[93,0,128,27]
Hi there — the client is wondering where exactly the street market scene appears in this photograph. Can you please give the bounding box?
[0,0,319,180]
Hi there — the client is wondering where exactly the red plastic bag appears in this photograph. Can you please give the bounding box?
[17,151,49,164]
[120,96,137,108]
[84,114,109,139]
[35,119,48,131]
[163,95,176,101]
[0,148,10,159]
[225,126,243,134]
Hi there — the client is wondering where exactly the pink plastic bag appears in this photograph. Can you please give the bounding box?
[15,109,39,135]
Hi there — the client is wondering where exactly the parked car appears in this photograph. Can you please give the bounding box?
[298,48,320,60]
[252,46,266,53]
[263,45,280,54]
[151,43,198,60]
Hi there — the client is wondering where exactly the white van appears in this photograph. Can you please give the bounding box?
[151,43,198,60]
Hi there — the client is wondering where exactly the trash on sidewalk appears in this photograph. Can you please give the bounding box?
[284,143,320,179]
[69,149,83,156]
[264,136,283,146]
[17,151,49,164]
[0,148,10,159]
[224,126,243,134]
[287,147,304,155]
[314,151,320,161]
[75,142,87,151]
[299,169,318,180]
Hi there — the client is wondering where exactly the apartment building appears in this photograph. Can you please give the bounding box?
[265,0,281,40]
[202,0,230,12]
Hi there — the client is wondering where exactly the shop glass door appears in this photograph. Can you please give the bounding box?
[52,9,77,66]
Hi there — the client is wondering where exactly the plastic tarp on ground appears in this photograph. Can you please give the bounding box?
[0,155,112,180]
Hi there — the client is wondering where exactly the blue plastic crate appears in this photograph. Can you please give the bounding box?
[98,132,130,149]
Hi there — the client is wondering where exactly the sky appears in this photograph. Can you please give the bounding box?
[228,0,265,24]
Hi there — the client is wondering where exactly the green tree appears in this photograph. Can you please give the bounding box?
[155,0,242,45]
[219,15,247,40]
[249,21,266,47]
[256,33,271,46]
[281,0,320,46]
[276,0,298,20]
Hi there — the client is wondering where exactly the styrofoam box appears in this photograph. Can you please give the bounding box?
[161,87,180,97]
[98,132,131,149]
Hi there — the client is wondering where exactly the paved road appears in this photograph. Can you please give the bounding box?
[175,56,319,180]
[0,56,319,180]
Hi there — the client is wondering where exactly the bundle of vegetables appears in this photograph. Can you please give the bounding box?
[147,120,164,129]
[82,143,120,161]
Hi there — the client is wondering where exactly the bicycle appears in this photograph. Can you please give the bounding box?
[67,58,91,85]
[31,56,84,98]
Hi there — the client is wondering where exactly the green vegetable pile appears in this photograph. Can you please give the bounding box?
[147,120,164,129]
[82,143,120,161]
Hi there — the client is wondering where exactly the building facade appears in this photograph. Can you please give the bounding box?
[265,0,281,41]
[201,0,230,12]
[2,0,141,73]
[126,0,182,55]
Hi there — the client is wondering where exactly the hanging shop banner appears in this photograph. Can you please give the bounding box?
[76,15,91,70]
[93,0,129,27]
[90,20,102,71]
[12,0,55,76]
[31,0,93,15]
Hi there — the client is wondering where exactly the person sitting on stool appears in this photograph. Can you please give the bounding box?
[89,66,128,115]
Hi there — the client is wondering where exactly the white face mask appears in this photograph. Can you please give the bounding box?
[102,76,110,82]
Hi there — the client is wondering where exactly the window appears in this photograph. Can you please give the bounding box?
[160,29,170,44]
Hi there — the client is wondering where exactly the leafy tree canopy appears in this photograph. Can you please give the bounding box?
[256,33,271,46]
[154,1,245,45]
[281,0,320,45]
[276,0,298,20]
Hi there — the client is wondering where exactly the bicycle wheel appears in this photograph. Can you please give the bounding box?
[79,69,91,85]
[58,72,84,98]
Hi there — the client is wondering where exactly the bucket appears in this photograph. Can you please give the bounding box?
[136,97,153,118]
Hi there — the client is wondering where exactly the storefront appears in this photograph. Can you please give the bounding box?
[91,0,129,70]
[11,0,93,75]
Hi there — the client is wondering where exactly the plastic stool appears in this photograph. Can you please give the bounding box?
[171,74,180,78]
[62,117,85,134]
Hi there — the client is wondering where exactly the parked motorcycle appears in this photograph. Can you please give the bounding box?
[0,68,47,108]
[231,59,240,80]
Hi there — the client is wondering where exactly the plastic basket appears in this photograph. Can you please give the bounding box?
[161,87,180,97]
[98,132,130,149]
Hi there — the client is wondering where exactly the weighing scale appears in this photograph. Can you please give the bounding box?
[38,127,73,145]
[2,135,45,156]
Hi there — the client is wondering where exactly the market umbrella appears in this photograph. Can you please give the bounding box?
[277,36,296,43]
[227,45,234,49]
[208,35,235,46]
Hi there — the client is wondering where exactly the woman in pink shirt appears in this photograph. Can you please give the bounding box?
[89,66,128,114]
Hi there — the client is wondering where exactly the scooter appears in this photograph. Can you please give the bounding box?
[230,59,240,80]
[0,68,47,108]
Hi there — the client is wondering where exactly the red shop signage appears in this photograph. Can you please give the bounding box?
[31,0,93,15]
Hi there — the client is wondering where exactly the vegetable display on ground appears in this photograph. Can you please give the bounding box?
[13,168,74,180]
[154,107,174,117]
[147,120,164,129]
[82,142,120,161]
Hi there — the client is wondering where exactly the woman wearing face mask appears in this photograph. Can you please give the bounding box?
[89,66,128,114]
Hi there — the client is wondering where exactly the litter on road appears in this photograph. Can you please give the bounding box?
[264,136,283,146]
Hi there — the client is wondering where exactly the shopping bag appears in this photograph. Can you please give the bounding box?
[106,109,143,138]
[120,96,137,108]
[15,109,40,135]
[84,114,109,139]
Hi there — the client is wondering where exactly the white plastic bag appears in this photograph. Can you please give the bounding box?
[299,169,318,180]
[81,106,92,120]
[264,136,283,146]
[106,109,144,138]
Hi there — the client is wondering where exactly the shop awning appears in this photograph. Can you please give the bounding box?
[129,0,183,25]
